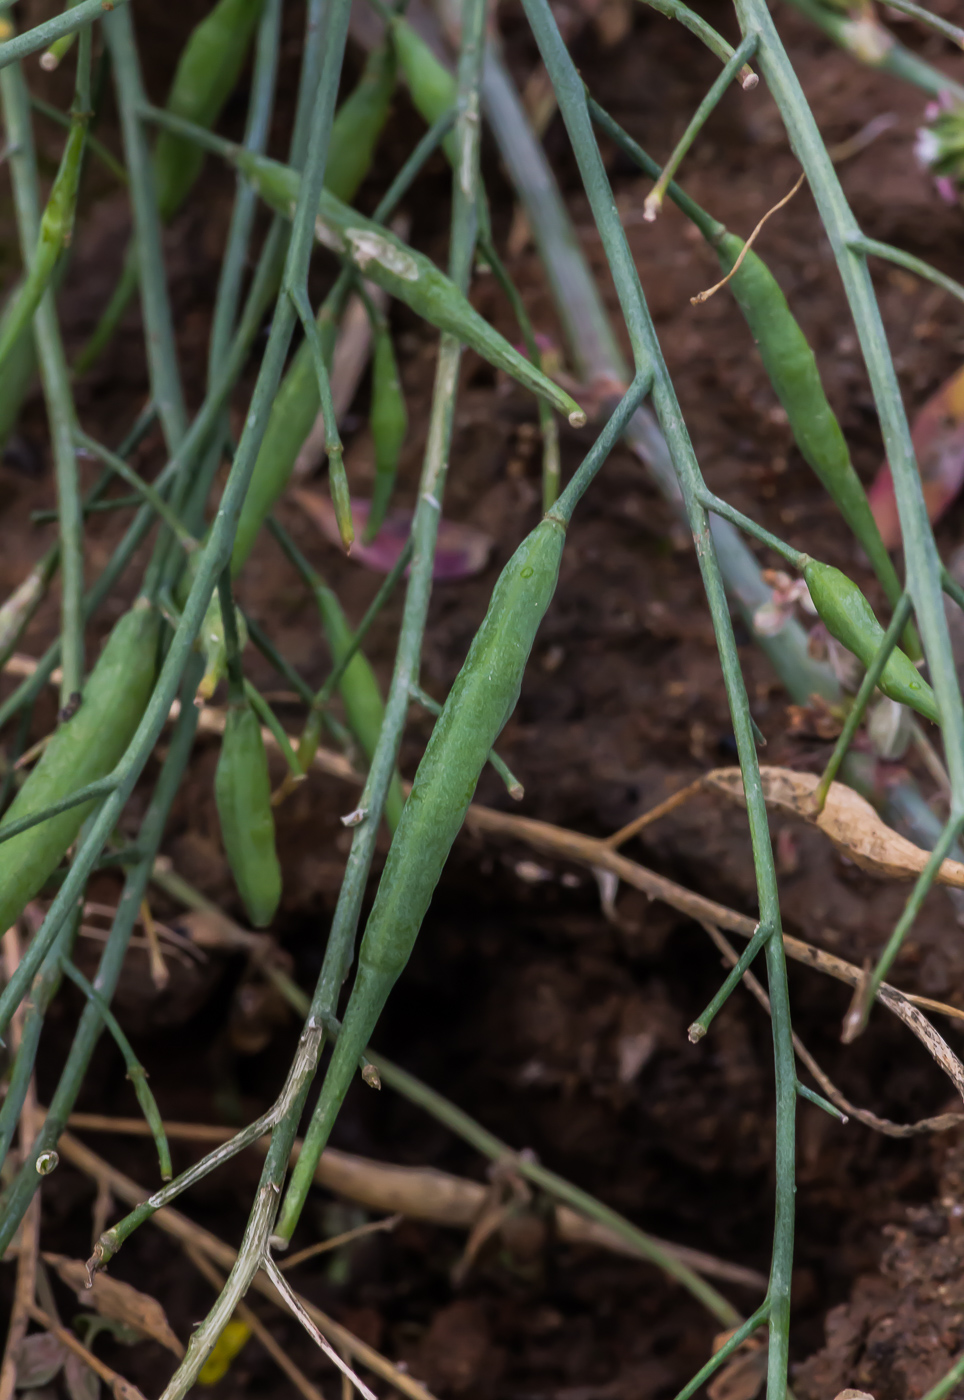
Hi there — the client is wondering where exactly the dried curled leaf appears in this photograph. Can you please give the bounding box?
[42,1254,184,1358]
[294,490,493,579]
[15,1332,66,1389]
[704,766,964,887]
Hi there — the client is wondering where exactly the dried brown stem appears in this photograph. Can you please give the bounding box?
[183,1245,325,1400]
[54,1132,440,1400]
[26,1305,148,1400]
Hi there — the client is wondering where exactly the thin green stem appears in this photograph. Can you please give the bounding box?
[243,680,303,779]
[0,656,204,1254]
[74,430,197,550]
[0,0,129,70]
[856,812,964,1033]
[217,569,245,704]
[780,0,964,101]
[30,494,143,524]
[796,1080,847,1122]
[289,285,352,549]
[637,0,759,86]
[0,774,117,845]
[273,0,489,1248]
[698,489,808,569]
[409,681,523,799]
[552,373,651,524]
[59,958,172,1181]
[813,593,913,811]
[643,33,758,220]
[671,1304,770,1400]
[850,234,964,307]
[30,95,127,183]
[688,922,773,1042]
[878,0,964,48]
[515,5,795,1393]
[921,1350,964,1400]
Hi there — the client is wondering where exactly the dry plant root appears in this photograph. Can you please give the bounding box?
[705,765,964,885]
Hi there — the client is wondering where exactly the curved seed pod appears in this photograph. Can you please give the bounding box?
[282,517,566,1211]
[715,232,903,615]
[325,41,396,205]
[365,324,407,543]
[803,559,938,723]
[215,698,282,927]
[195,587,249,702]
[235,149,585,426]
[0,600,160,935]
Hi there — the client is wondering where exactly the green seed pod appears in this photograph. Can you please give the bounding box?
[716,233,903,615]
[0,114,85,375]
[215,698,282,927]
[279,517,566,1221]
[0,600,160,935]
[195,586,249,702]
[236,149,584,427]
[312,582,405,831]
[325,41,397,206]
[154,0,266,220]
[365,325,407,543]
[389,17,458,165]
[803,559,938,723]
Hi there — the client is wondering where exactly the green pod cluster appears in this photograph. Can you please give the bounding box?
[303,517,566,1140]
[365,324,407,543]
[0,600,160,935]
[325,41,396,205]
[715,232,902,612]
[803,559,938,723]
[235,149,584,426]
[215,698,282,927]
[389,17,458,164]
[312,582,405,831]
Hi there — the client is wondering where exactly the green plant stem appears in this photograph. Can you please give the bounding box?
[1,31,87,706]
[0,656,204,1256]
[272,0,489,1248]
[514,4,795,1394]
[783,0,964,99]
[479,42,838,706]
[217,568,245,705]
[30,494,143,524]
[59,958,172,1181]
[859,812,964,1030]
[104,8,187,458]
[672,1305,770,1400]
[688,921,773,1042]
[0,0,129,70]
[0,774,117,845]
[30,95,127,183]
[921,1351,964,1400]
[734,0,964,809]
[289,284,351,548]
[813,593,913,811]
[638,0,759,85]
[409,681,523,799]
[643,33,758,220]
[849,234,964,307]
[698,490,808,569]
[879,0,964,47]
[243,679,303,778]
[796,1080,847,1121]
[74,430,197,550]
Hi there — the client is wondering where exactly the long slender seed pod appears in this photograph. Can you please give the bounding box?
[389,16,459,164]
[713,233,906,615]
[365,323,407,542]
[215,698,282,927]
[0,600,160,936]
[803,559,938,722]
[276,516,565,1240]
[312,579,405,830]
[232,148,584,424]
[325,41,396,205]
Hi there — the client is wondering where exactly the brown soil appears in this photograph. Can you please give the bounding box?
[3,1,964,1397]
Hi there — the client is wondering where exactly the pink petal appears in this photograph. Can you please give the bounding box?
[870,363,964,548]
[293,492,493,580]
